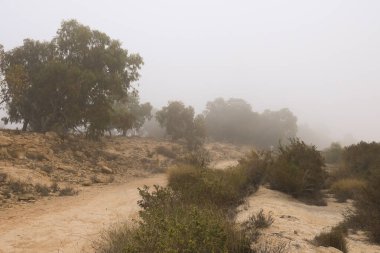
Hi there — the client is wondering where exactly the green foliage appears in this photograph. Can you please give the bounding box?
[349,170,380,243]
[330,178,366,202]
[322,142,343,164]
[314,225,348,253]
[109,92,152,136]
[268,138,326,202]
[342,141,380,179]
[0,20,143,137]
[96,185,253,253]
[168,165,254,209]
[242,209,274,231]
[181,147,211,168]
[204,98,297,148]
[156,101,206,149]
[238,150,273,186]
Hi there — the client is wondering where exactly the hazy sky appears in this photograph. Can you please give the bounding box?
[1,0,380,142]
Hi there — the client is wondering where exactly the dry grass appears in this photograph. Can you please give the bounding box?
[330,178,366,202]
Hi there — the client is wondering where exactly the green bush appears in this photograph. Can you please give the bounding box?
[349,170,380,243]
[342,141,380,179]
[268,138,326,204]
[95,185,253,253]
[181,147,211,168]
[330,178,366,202]
[168,164,253,209]
[238,150,273,186]
[314,225,348,253]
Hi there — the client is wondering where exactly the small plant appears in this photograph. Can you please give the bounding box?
[182,147,211,168]
[155,145,177,158]
[35,183,50,196]
[314,225,348,253]
[0,172,7,183]
[330,178,366,202]
[8,180,29,194]
[40,164,53,174]
[242,209,274,230]
[254,238,289,253]
[50,182,60,192]
[59,186,78,196]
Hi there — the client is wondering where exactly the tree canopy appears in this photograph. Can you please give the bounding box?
[204,98,297,148]
[0,20,143,137]
[156,101,206,149]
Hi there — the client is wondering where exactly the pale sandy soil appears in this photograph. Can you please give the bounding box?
[0,174,166,253]
[237,187,380,253]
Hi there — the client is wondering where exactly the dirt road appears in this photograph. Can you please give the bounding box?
[0,174,166,253]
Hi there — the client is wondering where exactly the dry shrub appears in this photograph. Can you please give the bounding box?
[155,145,176,159]
[314,225,348,253]
[35,183,50,196]
[59,186,78,196]
[268,138,326,205]
[330,178,366,202]
[348,170,380,243]
[168,164,253,209]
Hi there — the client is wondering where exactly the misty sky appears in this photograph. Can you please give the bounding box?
[1,0,380,143]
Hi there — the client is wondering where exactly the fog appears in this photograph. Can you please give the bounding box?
[1,0,380,146]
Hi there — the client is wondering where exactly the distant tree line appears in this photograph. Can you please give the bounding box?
[0,20,296,146]
[152,98,297,149]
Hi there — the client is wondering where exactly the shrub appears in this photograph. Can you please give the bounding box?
[59,186,78,196]
[342,141,380,179]
[8,180,30,194]
[168,164,253,209]
[348,170,380,243]
[330,178,366,202]
[268,138,326,203]
[314,225,348,253]
[155,145,176,159]
[238,150,273,186]
[242,209,274,230]
[95,185,253,253]
[181,147,211,168]
[35,183,50,196]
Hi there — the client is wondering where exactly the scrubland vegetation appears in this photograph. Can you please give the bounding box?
[1,19,380,253]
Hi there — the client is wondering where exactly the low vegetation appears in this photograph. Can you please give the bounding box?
[268,138,326,205]
[313,225,348,253]
[168,164,255,209]
[96,146,279,252]
[330,178,366,202]
[95,185,254,253]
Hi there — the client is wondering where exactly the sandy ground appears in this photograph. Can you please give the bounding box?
[0,174,166,253]
[237,187,380,253]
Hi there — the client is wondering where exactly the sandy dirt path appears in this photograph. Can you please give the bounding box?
[0,174,166,253]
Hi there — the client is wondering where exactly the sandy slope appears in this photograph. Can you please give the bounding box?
[0,174,166,253]
[237,187,380,253]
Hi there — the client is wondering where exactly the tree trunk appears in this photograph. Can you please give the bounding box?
[22,120,29,131]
